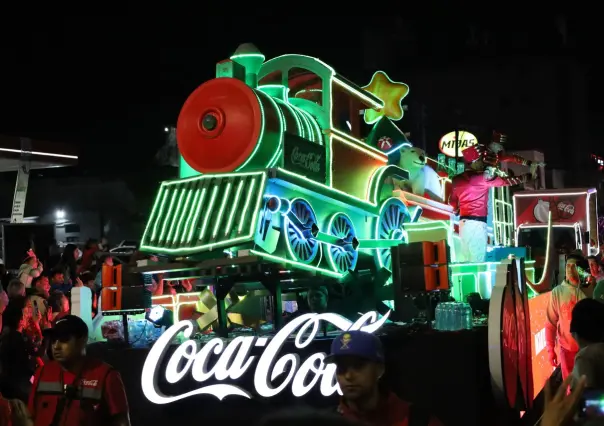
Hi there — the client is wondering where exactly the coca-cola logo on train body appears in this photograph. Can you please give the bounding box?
[291,147,322,173]
[141,311,390,404]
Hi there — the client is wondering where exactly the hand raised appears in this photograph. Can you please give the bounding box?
[541,374,586,426]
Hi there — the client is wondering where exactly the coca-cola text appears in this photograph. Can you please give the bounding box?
[141,310,389,404]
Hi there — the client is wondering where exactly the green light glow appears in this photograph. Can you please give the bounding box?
[140,171,267,254]
[198,185,219,241]
[250,249,345,279]
[491,187,514,246]
[146,49,544,308]
[230,48,265,88]
[185,187,207,243]
[169,189,190,243]
[357,238,402,249]
[276,168,376,208]
[315,231,342,246]
[225,180,245,237]
[361,70,410,125]
[449,262,536,301]
[324,212,358,274]
[161,189,180,243]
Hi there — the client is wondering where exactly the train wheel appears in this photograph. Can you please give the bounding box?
[325,213,358,274]
[284,199,320,264]
[375,198,411,272]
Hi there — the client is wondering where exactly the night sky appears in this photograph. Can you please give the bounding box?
[0,14,599,176]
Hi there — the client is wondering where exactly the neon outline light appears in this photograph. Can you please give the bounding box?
[140,171,267,254]
[0,147,78,160]
[361,70,410,125]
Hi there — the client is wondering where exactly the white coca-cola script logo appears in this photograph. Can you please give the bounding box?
[291,146,322,173]
[141,310,389,404]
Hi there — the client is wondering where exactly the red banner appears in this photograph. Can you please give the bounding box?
[528,292,555,400]
[515,193,587,228]
[490,259,532,411]
[490,259,554,412]
[502,286,518,407]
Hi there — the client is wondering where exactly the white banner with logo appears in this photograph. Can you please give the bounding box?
[11,160,31,223]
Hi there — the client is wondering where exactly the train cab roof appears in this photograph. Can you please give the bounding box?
[258,54,384,110]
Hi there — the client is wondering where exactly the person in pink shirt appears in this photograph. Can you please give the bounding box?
[546,253,592,379]
[449,144,531,262]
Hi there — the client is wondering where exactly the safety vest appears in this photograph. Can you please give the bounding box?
[33,359,113,426]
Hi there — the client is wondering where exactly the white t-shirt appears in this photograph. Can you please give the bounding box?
[572,342,604,389]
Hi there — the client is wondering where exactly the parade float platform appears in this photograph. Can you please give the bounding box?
[81,45,564,425]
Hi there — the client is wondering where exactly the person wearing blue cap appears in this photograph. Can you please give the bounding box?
[326,330,442,426]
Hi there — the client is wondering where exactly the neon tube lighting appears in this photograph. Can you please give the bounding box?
[405,199,453,218]
[514,191,590,198]
[384,142,413,156]
[593,192,600,255]
[262,54,384,109]
[527,212,553,289]
[332,77,383,109]
[517,223,577,229]
[330,130,388,160]
[586,191,591,243]
[0,147,78,160]
[513,196,518,230]
[585,191,598,254]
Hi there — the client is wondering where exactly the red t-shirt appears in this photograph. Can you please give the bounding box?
[78,247,99,275]
[338,392,442,426]
[450,170,518,217]
[29,359,129,426]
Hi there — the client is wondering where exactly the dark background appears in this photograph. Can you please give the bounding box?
[0,13,601,192]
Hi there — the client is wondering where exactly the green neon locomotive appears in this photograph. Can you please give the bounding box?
[140,44,423,279]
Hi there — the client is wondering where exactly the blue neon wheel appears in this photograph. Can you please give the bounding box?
[326,213,358,274]
[284,199,320,264]
[375,198,410,272]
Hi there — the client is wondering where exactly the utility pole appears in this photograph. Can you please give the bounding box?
[420,103,427,153]
[454,109,462,171]
[11,138,32,223]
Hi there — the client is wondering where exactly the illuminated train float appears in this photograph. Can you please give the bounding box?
[133,44,562,310]
[139,43,432,280]
[88,45,600,421]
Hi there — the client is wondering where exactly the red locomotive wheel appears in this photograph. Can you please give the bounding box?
[177,78,262,173]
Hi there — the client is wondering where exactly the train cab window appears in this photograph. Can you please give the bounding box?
[332,84,361,138]
[519,227,576,256]
[331,83,381,141]
[288,68,323,107]
[258,70,283,87]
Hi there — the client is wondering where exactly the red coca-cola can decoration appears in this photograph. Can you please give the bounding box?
[556,200,575,219]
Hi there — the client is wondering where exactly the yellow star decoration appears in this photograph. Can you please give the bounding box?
[362,71,409,125]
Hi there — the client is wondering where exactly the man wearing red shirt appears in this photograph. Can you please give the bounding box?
[450,144,531,262]
[29,315,130,426]
[326,330,442,426]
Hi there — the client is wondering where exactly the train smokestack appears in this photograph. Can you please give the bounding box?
[230,43,264,89]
